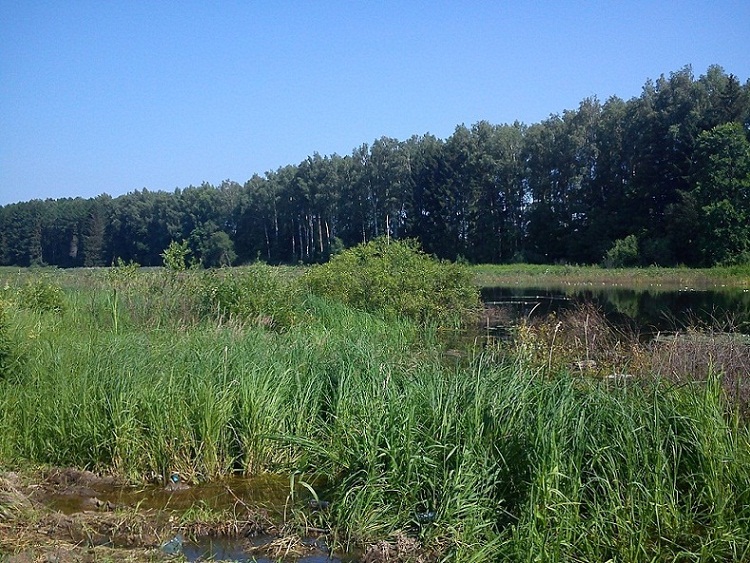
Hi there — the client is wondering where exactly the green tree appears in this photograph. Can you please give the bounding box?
[82,195,111,266]
[403,134,462,259]
[691,123,750,264]
[602,235,640,268]
[202,231,236,267]
[0,201,45,266]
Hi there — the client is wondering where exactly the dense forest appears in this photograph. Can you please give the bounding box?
[2,65,749,268]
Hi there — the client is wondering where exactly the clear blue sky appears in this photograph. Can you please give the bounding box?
[1,1,748,206]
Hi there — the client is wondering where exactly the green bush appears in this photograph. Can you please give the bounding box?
[195,263,300,329]
[303,238,480,327]
[161,239,192,272]
[17,277,65,314]
[603,235,640,268]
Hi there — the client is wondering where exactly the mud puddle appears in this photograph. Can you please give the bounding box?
[38,469,290,515]
[1,468,361,562]
[181,535,354,562]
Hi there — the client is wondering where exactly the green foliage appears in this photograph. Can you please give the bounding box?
[602,234,640,268]
[17,276,65,314]
[0,299,20,381]
[189,228,237,268]
[106,258,140,286]
[702,199,750,265]
[194,263,300,329]
[692,123,750,265]
[304,238,480,326]
[161,239,192,271]
[202,231,237,267]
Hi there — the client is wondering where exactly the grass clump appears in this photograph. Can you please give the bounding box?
[288,354,750,561]
[193,263,301,330]
[304,238,480,327]
[0,300,15,381]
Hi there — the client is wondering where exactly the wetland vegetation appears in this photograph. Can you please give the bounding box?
[2,240,750,561]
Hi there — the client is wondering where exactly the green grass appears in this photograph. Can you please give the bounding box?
[2,262,750,561]
[473,263,750,290]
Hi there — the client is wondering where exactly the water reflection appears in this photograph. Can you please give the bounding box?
[182,535,354,563]
[45,474,290,515]
[481,286,750,334]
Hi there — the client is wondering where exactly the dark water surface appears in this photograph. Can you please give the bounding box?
[181,536,354,563]
[481,285,750,334]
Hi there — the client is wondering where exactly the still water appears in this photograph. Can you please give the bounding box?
[481,285,750,334]
[43,475,355,562]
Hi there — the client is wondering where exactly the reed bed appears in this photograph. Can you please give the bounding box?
[1,258,750,561]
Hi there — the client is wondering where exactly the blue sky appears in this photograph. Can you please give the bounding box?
[1,1,748,206]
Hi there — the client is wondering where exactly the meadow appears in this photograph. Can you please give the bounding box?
[473,262,750,290]
[1,242,750,561]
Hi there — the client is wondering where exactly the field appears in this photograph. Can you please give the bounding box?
[2,245,750,561]
[473,263,750,290]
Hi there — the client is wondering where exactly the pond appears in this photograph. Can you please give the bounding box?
[481,285,750,335]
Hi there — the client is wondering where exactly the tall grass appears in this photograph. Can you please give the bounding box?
[291,355,750,561]
[1,262,750,560]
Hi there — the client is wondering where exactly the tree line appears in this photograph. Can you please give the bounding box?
[2,65,749,269]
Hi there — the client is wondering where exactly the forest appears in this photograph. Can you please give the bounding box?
[1,65,749,269]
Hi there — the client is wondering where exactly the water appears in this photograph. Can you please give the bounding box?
[42,474,356,562]
[45,474,290,514]
[181,536,357,562]
[481,285,750,335]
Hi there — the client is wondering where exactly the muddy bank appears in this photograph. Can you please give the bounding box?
[0,468,429,562]
[0,468,295,562]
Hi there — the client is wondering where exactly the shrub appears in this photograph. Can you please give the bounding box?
[17,277,65,314]
[303,238,480,327]
[195,263,300,329]
[161,240,192,272]
[603,235,640,268]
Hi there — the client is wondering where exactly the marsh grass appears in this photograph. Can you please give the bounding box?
[474,263,750,290]
[294,352,750,561]
[1,265,750,560]
[511,304,750,418]
[648,329,750,417]
[500,303,637,378]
